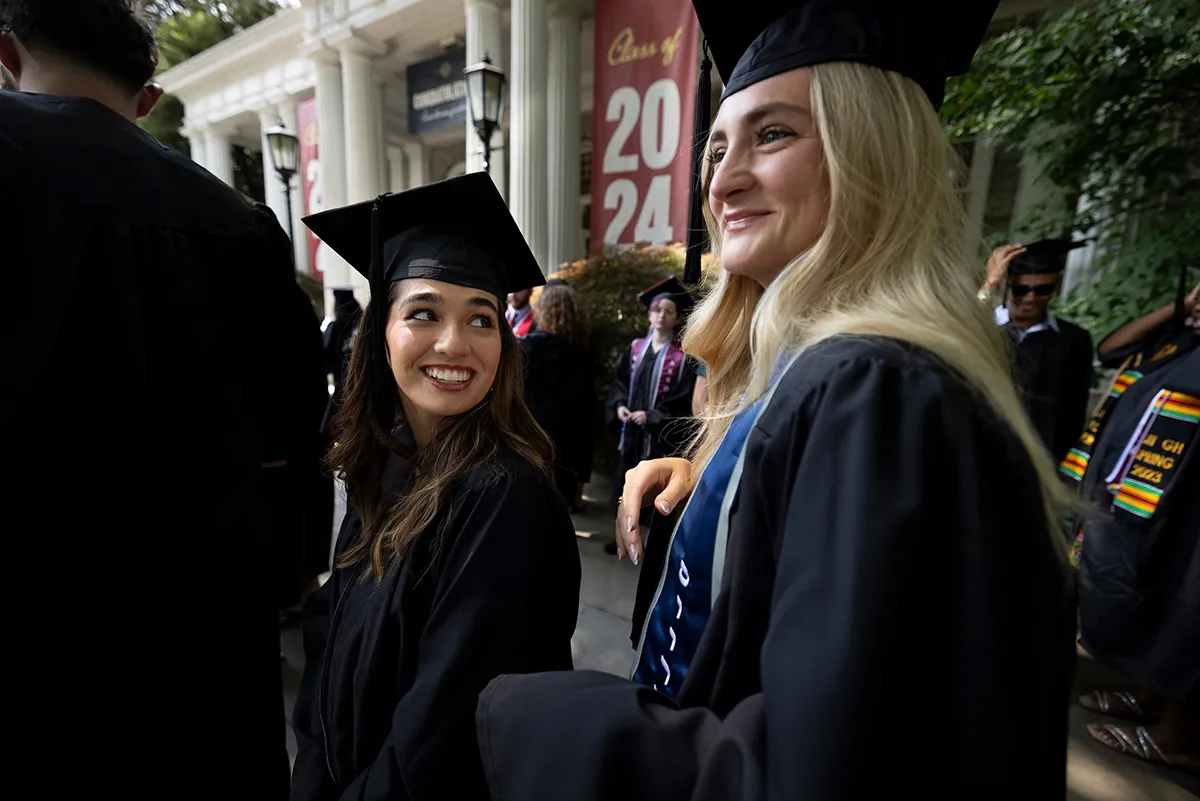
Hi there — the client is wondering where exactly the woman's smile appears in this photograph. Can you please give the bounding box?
[420,364,477,391]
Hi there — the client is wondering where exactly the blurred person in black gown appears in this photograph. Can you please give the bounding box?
[1,2,306,796]
[604,275,698,557]
[321,287,363,433]
[520,279,596,510]
[980,239,1095,462]
[1067,275,1200,773]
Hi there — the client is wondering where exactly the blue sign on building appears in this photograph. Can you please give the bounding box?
[406,48,467,135]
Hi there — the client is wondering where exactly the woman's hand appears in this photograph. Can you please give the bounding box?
[628,410,647,426]
[1186,281,1199,309]
[617,406,631,422]
[614,457,692,564]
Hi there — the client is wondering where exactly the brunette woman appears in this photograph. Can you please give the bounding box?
[291,174,581,801]
[520,278,596,508]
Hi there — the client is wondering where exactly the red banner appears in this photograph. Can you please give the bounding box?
[296,97,324,279]
[591,0,699,248]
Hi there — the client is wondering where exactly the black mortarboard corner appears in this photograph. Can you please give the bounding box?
[303,173,545,428]
[683,1,999,285]
[639,275,695,316]
[1009,238,1088,276]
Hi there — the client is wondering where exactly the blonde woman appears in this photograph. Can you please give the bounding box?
[474,1,1076,799]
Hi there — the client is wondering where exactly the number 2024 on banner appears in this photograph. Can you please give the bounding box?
[601,78,683,245]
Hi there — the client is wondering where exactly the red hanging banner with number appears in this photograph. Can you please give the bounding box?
[296,97,324,278]
[591,0,700,248]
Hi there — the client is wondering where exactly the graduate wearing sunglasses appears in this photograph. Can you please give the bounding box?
[983,239,1095,463]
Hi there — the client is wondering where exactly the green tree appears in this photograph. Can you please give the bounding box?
[944,0,1200,337]
[139,0,281,199]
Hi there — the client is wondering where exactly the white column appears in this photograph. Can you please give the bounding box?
[466,0,507,199]
[184,129,207,170]
[547,1,582,270]
[374,78,390,195]
[964,140,995,260]
[1010,130,1062,244]
[341,44,381,297]
[510,0,549,270]
[258,108,292,236]
[204,130,234,186]
[387,145,407,193]
[314,54,350,292]
[341,46,382,204]
[404,141,429,188]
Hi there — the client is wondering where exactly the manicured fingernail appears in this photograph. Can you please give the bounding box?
[657,500,671,514]
[629,544,639,565]
[626,516,634,532]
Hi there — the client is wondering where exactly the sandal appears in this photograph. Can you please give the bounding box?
[1087,723,1200,776]
[1079,690,1156,722]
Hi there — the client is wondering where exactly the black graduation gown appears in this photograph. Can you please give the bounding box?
[1077,331,1199,702]
[605,339,697,506]
[476,337,1076,801]
[1,91,303,797]
[290,444,581,801]
[519,331,597,496]
[251,203,337,611]
[1008,318,1094,462]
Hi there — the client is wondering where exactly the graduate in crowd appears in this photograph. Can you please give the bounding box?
[322,287,363,429]
[605,275,698,516]
[981,239,1095,462]
[505,286,537,337]
[474,2,1077,799]
[519,278,596,509]
[2,2,309,795]
[291,174,581,801]
[1068,274,1199,773]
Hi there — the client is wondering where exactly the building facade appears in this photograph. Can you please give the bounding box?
[157,0,1073,312]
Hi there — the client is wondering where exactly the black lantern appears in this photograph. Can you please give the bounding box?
[264,121,301,238]
[464,54,507,174]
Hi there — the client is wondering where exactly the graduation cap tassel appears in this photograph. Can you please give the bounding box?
[683,40,712,287]
[369,196,392,430]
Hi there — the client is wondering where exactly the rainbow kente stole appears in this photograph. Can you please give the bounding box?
[1107,389,1200,521]
[1059,368,1143,482]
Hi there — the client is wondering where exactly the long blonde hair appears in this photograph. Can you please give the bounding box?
[685,62,1073,547]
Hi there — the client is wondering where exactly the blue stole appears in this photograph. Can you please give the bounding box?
[631,356,796,697]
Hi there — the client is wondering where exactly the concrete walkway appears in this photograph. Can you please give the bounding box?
[282,477,1199,799]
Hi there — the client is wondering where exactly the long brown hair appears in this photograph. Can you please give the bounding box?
[330,281,553,578]
[533,282,591,350]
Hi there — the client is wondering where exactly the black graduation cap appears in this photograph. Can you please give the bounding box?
[302,173,544,427]
[1009,239,1088,276]
[638,275,695,316]
[303,173,544,300]
[682,0,999,285]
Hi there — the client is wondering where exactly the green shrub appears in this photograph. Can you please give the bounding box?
[545,244,717,472]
